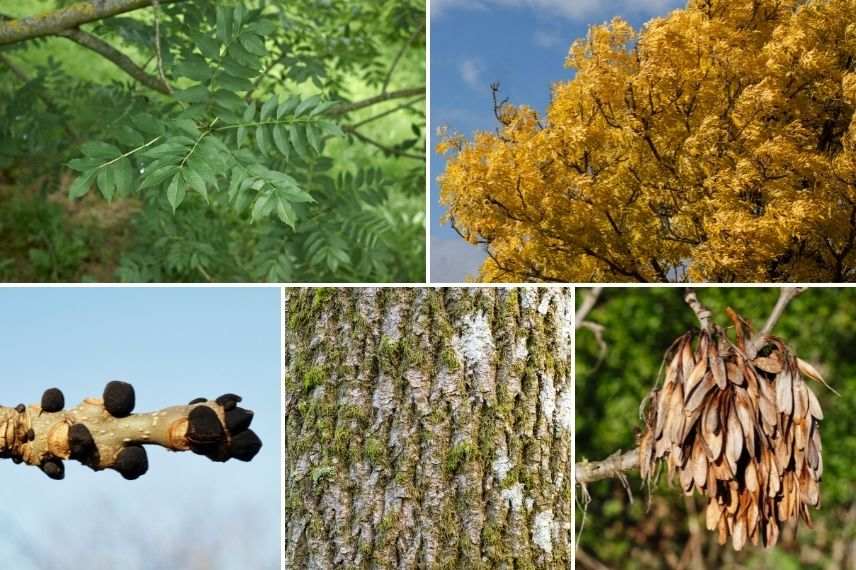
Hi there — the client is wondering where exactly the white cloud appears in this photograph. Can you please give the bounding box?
[533,28,562,48]
[432,0,684,21]
[430,237,487,282]
[458,58,485,91]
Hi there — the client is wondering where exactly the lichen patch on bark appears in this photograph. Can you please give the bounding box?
[284,287,573,569]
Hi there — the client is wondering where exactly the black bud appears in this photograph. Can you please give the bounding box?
[225,407,254,433]
[15,404,25,413]
[12,456,22,464]
[114,446,148,480]
[187,406,224,444]
[229,430,262,462]
[25,429,35,441]
[41,388,65,412]
[215,393,242,411]
[103,381,135,418]
[199,442,231,463]
[188,397,207,405]
[69,424,96,460]
[41,458,65,480]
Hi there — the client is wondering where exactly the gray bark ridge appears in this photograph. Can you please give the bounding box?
[284,287,574,569]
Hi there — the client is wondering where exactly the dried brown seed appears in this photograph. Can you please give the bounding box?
[754,354,783,374]
[725,408,743,475]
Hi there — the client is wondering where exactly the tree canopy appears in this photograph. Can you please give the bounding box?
[0,0,425,282]
[438,0,856,282]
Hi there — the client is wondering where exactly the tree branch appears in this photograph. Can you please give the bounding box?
[575,287,604,328]
[151,0,171,93]
[758,287,806,338]
[328,86,425,116]
[58,28,170,94]
[683,287,713,332]
[0,382,261,480]
[381,20,424,94]
[350,96,424,129]
[575,449,639,484]
[343,126,424,160]
[0,0,184,45]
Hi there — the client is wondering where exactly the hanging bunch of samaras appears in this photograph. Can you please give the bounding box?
[638,309,828,550]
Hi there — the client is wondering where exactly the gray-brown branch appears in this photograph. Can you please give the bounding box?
[343,125,424,160]
[575,449,639,484]
[0,382,261,480]
[683,287,713,332]
[329,86,425,116]
[58,28,170,94]
[575,286,603,328]
[0,0,184,45]
[757,287,806,339]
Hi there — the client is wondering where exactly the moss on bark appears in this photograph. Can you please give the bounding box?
[284,288,573,569]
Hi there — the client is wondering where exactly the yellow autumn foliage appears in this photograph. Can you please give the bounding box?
[438,0,856,282]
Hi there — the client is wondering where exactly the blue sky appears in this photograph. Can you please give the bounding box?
[0,287,280,569]
[430,0,687,282]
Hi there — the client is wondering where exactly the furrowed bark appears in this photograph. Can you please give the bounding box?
[284,287,573,568]
[0,0,184,45]
[0,383,261,480]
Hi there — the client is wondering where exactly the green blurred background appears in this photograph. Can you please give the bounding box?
[575,287,855,569]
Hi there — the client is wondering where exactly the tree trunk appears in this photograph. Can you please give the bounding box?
[284,287,573,569]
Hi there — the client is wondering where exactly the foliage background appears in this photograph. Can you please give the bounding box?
[576,287,856,569]
[0,0,425,283]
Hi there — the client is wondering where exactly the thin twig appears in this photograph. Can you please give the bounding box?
[683,288,713,332]
[350,96,423,129]
[575,449,639,484]
[328,86,425,116]
[58,28,170,94]
[575,287,603,328]
[151,0,172,94]
[758,287,806,338]
[343,126,424,160]
[745,287,807,358]
[381,20,424,94]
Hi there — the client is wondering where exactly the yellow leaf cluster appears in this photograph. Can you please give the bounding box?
[438,0,856,282]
